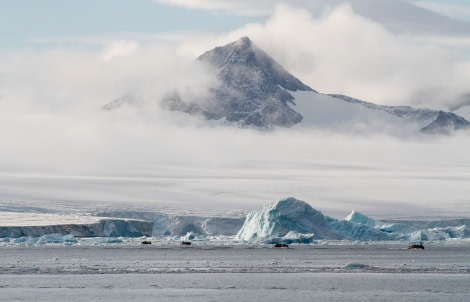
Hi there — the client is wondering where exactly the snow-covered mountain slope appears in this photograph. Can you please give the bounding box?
[292,92,470,134]
[291,92,429,134]
[453,106,470,121]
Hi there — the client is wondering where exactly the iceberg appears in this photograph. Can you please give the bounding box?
[235,198,470,242]
[235,197,343,242]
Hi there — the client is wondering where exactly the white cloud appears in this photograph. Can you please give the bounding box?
[102,40,140,61]
[191,3,470,107]
[154,0,470,36]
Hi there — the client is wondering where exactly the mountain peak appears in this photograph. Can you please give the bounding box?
[420,110,470,134]
[164,37,314,128]
[198,37,313,93]
[233,36,252,47]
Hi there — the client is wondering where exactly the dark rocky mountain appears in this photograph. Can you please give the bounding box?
[421,111,470,135]
[105,37,470,134]
[163,37,314,128]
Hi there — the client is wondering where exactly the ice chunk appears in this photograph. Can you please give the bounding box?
[346,211,413,233]
[12,234,77,246]
[443,225,470,238]
[345,262,368,269]
[265,231,315,244]
[37,234,77,244]
[346,211,379,227]
[180,231,206,241]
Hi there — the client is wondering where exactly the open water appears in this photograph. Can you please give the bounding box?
[1,241,469,301]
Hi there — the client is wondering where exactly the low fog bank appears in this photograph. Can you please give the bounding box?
[1,105,470,218]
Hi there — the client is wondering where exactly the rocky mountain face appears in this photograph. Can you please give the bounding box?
[164,37,314,128]
[421,111,470,135]
[105,36,470,134]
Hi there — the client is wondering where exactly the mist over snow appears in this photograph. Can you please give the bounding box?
[1,2,470,219]
[2,66,470,219]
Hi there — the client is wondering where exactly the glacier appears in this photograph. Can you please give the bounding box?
[1,197,469,243]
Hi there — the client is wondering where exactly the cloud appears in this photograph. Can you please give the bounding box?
[101,40,140,61]
[190,3,470,107]
[154,0,470,36]
[18,2,470,109]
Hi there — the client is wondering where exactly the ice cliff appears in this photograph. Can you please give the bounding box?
[0,218,153,238]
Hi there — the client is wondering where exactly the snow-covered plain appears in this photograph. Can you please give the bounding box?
[2,127,470,220]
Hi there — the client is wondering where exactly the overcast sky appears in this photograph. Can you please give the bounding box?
[1,1,470,216]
